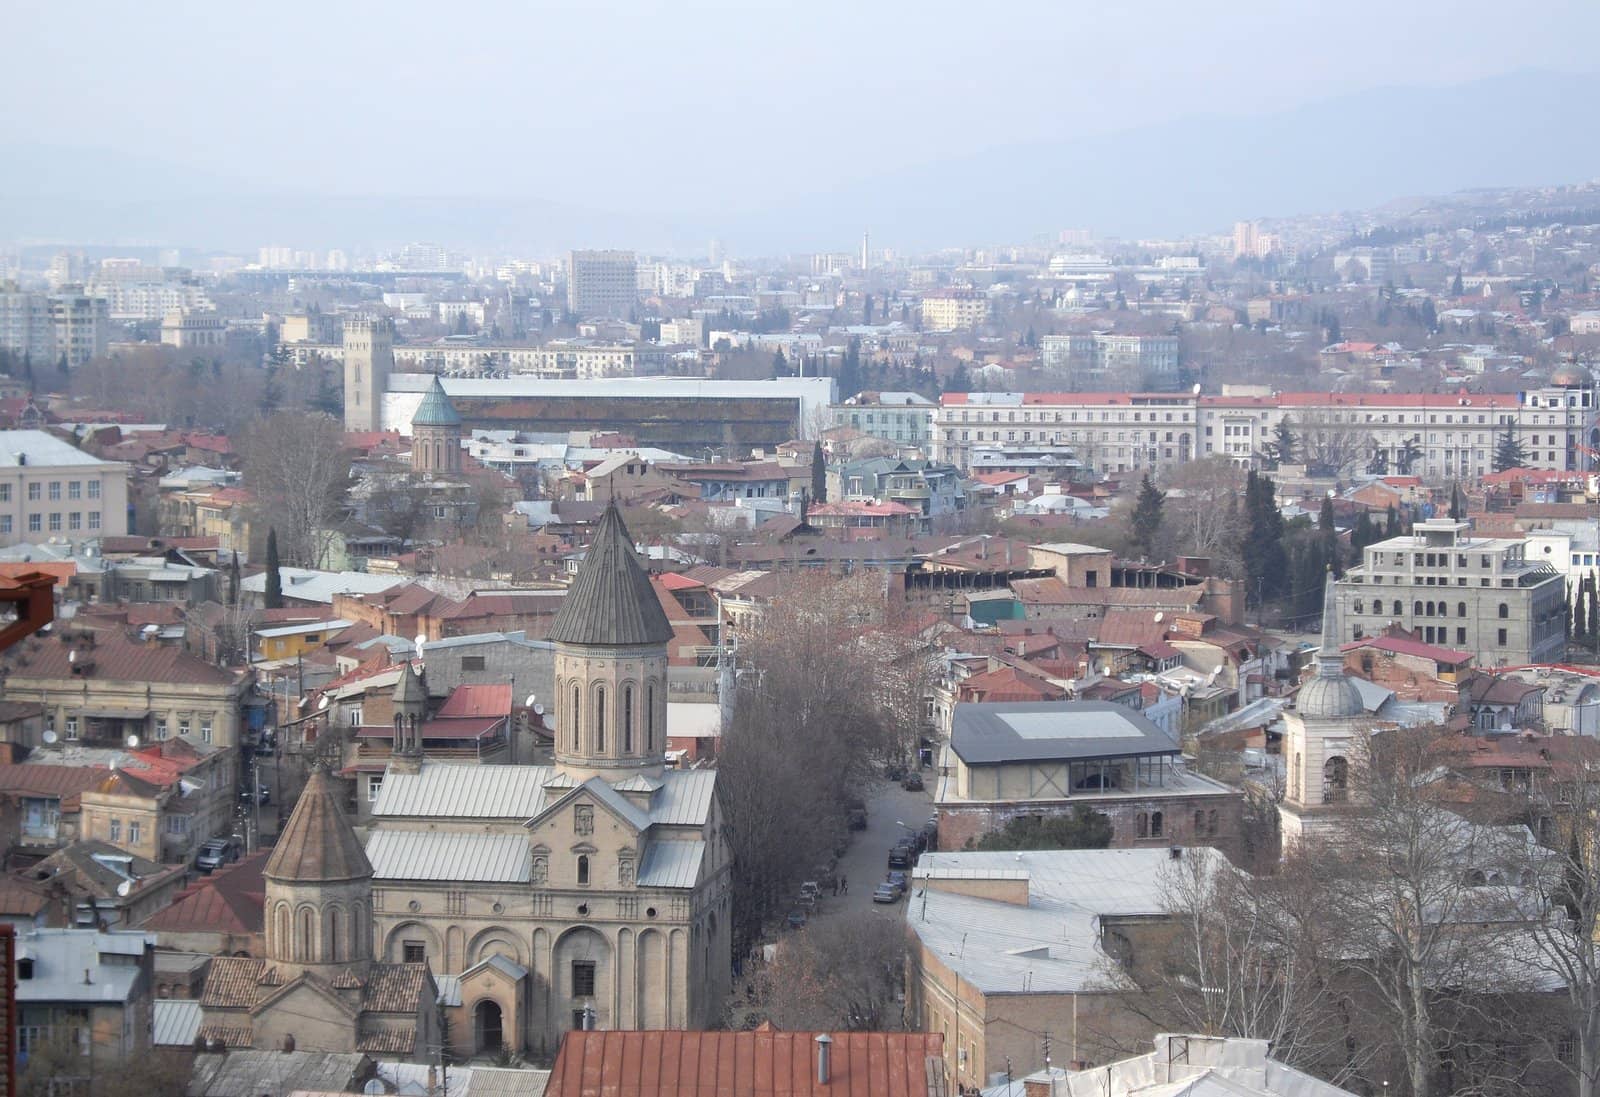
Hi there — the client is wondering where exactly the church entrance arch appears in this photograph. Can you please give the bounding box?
[474,999,504,1056]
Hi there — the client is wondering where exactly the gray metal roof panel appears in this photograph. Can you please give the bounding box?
[366,829,532,883]
[371,763,555,818]
[951,700,1179,764]
[637,840,705,889]
[648,769,717,826]
[547,503,674,646]
[153,998,202,1046]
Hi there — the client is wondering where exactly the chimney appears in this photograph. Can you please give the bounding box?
[815,1033,833,1085]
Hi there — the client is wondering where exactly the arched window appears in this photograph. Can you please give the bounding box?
[623,686,634,753]
[1354,600,1364,615]
[1425,601,1435,617]
[1458,602,1467,618]
[1498,602,1509,619]
[646,682,656,750]
[1136,812,1149,838]
[1194,809,1205,834]
[577,855,590,886]
[595,686,606,752]
[275,904,290,956]
[1323,756,1349,804]
[1413,601,1423,617]
[1393,600,1403,616]
[325,908,341,963]
[1150,811,1164,838]
[1207,810,1217,835]
[298,907,314,963]
[571,684,580,750]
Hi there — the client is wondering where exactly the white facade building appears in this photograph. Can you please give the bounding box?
[0,431,129,546]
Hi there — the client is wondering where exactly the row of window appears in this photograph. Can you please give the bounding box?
[0,479,102,503]
[1352,599,1510,618]
[0,511,101,534]
[43,712,214,742]
[564,680,658,755]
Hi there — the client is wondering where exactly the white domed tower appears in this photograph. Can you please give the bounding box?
[1279,572,1367,851]
[548,502,673,782]
[263,767,374,981]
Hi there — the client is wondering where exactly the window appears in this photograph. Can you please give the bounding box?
[27,514,40,533]
[88,512,100,530]
[167,815,189,835]
[27,482,39,501]
[47,512,60,532]
[369,775,384,802]
[0,485,8,502]
[68,512,80,530]
[47,482,59,501]
[109,818,121,843]
[571,684,580,750]
[128,820,141,846]
[1498,603,1509,618]
[1457,628,1467,645]
[68,480,80,499]
[178,717,190,738]
[572,960,597,997]
[646,683,655,750]
[461,655,486,671]
[0,517,8,534]
[1498,629,1508,647]
[594,686,606,752]
[403,940,426,963]
[623,686,634,753]
[65,716,78,739]
[1458,602,1467,617]
[201,718,213,744]
[1150,811,1164,838]
[577,854,590,886]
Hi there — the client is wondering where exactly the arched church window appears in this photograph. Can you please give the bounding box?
[595,686,606,752]
[1323,756,1349,804]
[577,855,590,886]
[623,686,634,753]
[646,683,656,750]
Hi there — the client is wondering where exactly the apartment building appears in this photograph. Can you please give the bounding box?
[827,391,937,449]
[0,284,109,367]
[49,288,109,366]
[1333,519,1567,668]
[932,383,1596,479]
[87,262,212,321]
[0,431,128,546]
[159,308,226,349]
[919,288,989,330]
[1041,333,1182,391]
[0,284,56,362]
[567,250,638,318]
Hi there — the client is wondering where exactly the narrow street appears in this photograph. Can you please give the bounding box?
[808,772,935,922]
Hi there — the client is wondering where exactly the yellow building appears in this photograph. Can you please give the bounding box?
[254,618,355,662]
[920,289,989,331]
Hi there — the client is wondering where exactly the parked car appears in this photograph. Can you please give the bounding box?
[872,883,900,904]
[240,783,270,805]
[799,881,821,902]
[886,870,909,895]
[195,838,240,874]
[888,847,912,870]
[786,909,808,930]
[901,771,924,792]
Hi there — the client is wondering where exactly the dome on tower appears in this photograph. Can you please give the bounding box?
[548,501,673,646]
[412,375,462,427]
[1550,367,1586,388]
[264,767,372,883]
[1297,571,1364,720]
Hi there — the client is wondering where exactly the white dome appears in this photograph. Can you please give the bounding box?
[1297,673,1364,719]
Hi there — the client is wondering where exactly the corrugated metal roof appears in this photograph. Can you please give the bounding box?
[153,998,202,1046]
[372,763,556,818]
[367,830,532,883]
[637,840,704,889]
[469,1067,552,1097]
[648,769,717,826]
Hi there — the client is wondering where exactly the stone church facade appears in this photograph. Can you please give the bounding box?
[364,502,732,1058]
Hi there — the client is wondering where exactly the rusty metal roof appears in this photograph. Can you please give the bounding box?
[546,1029,946,1097]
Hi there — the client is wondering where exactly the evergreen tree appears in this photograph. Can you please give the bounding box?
[863,295,874,325]
[944,362,971,394]
[1420,297,1438,332]
[1566,583,1575,645]
[1318,496,1342,577]
[1385,504,1399,538]
[264,529,284,610]
[1448,484,1464,521]
[1243,471,1289,602]
[1451,269,1465,296]
[1271,418,1296,467]
[1493,426,1527,473]
[1590,572,1599,649]
[838,337,862,399]
[1130,474,1165,557]
[810,441,827,505]
[773,348,788,376]
[1350,510,1376,556]
[56,353,69,378]
[228,551,240,606]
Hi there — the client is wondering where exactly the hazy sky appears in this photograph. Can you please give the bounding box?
[6,0,1600,248]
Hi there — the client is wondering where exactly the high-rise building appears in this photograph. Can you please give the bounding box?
[567,250,638,318]
[0,284,107,368]
[0,283,55,364]
[343,317,394,432]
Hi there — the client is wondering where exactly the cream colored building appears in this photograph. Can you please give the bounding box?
[0,430,128,545]
[343,317,394,432]
[364,502,732,1058]
[920,289,989,331]
[160,308,228,349]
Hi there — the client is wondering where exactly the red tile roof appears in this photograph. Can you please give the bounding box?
[1341,634,1473,665]
[547,1029,945,1097]
[143,851,267,935]
[435,684,512,719]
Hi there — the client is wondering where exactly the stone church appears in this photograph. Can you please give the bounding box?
[1279,574,1369,850]
[363,502,732,1058]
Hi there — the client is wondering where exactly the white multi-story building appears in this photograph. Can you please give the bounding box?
[827,392,936,449]
[919,288,989,330]
[1040,332,1181,391]
[87,264,212,322]
[0,284,108,367]
[160,309,227,350]
[932,383,1599,480]
[0,431,129,545]
[0,284,56,363]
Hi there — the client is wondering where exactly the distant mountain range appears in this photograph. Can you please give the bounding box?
[3,69,1597,254]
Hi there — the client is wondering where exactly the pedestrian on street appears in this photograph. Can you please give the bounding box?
[841,875,848,895]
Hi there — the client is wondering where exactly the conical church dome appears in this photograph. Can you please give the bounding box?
[264,767,372,883]
[548,502,673,647]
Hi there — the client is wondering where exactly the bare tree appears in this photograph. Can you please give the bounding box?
[1161,456,1245,561]
[1296,410,1375,477]
[239,411,353,568]
[736,911,907,1031]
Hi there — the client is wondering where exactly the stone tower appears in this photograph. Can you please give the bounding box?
[548,502,674,782]
[263,767,375,980]
[1279,572,1366,851]
[410,375,462,476]
[343,317,393,432]
[389,660,427,774]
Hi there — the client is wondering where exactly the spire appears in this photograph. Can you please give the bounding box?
[1318,568,1340,664]
[392,660,427,707]
[264,768,372,883]
[548,501,673,646]
[412,375,462,428]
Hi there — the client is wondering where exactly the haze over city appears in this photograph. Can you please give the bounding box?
[9,7,1600,1097]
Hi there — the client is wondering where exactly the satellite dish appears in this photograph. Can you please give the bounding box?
[42,730,57,745]
[318,696,331,711]
[1192,382,1202,395]
[364,1081,386,1096]
[533,703,545,716]
[126,735,140,749]
[68,650,76,664]
[116,880,133,898]
[524,694,538,709]
[1153,612,1164,623]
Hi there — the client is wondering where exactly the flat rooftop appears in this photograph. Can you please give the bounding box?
[951,700,1180,765]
